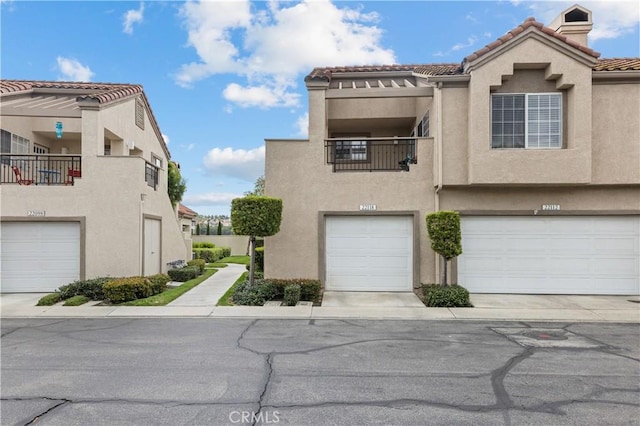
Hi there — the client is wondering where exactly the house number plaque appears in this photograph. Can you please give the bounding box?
[359,204,377,211]
[542,204,561,211]
[27,210,46,217]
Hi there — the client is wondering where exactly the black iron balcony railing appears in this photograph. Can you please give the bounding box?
[325,137,417,172]
[1,154,82,185]
[145,161,159,190]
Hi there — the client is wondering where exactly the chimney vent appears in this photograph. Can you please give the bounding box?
[549,4,593,47]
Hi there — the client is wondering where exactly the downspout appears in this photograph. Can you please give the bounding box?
[434,81,444,283]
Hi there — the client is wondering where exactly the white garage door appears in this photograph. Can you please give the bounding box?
[325,216,413,292]
[1,222,80,293]
[458,216,640,295]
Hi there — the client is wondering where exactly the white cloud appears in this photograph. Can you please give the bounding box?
[223,82,300,108]
[452,36,478,51]
[176,0,395,108]
[517,1,640,42]
[162,133,170,145]
[123,2,144,35]
[183,191,244,207]
[56,56,94,81]
[202,145,265,182]
[295,112,308,137]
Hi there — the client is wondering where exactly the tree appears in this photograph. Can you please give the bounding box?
[244,175,265,196]
[231,196,283,285]
[195,223,201,235]
[206,221,211,235]
[426,211,462,287]
[217,220,223,235]
[167,161,186,208]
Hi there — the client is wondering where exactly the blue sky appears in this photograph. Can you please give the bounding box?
[2,1,638,215]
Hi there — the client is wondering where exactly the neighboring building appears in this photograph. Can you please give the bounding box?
[265,5,640,295]
[178,202,198,251]
[0,80,189,292]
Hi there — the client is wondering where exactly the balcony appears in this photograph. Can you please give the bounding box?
[325,137,417,172]
[1,154,82,186]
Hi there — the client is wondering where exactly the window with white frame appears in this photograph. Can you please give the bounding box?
[491,93,562,149]
[336,140,367,161]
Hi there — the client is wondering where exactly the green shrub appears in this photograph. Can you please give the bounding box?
[254,271,264,279]
[422,284,472,307]
[63,295,90,306]
[283,284,301,306]
[231,197,283,237]
[187,259,206,274]
[147,273,171,294]
[37,293,61,306]
[104,277,153,303]
[193,247,225,263]
[58,277,112,300]
[267,279,321,304]
[193,242,215,248]
[255,247,265,272]
[167,266,200,282]
[220,247,231,258]
[232,279,277,306]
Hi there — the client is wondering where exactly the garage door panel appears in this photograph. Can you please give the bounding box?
[459,216,639,295]
[326,216,413,292]
[1,222,80,293]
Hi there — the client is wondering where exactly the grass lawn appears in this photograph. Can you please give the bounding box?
[217,272,248,306]
[123,269,216,306]
[206,262,228,268]
[219,255,250,265]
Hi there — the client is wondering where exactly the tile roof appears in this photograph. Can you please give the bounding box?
[0,80,143,103]
[464,17,600,63]
[594,58,640,71]
[306,64,462,82]
[1,79,170,159]
[178,203,198,218]
[307,17,640,83]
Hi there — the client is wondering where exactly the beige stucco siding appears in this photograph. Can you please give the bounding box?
[265,138,437,285]
[592,83,640,184]
[466,37,594,185]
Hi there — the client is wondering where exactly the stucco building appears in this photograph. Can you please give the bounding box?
[265,5,640,295]
[1,80,189,292]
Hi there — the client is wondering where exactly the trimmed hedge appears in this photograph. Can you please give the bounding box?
[267,279,322,304]
[104,277,154,304]
[147,273,171,294]
[37,293,61,306]
[283,284,301,306]
[193,242,215,248]
[220,247,231,258]
[231,197,283,237]
[187,259,206,274]
[255,247,264,272]
[232,279,277,306]
[58,277,113,300]
[422,284,472,307]
[193,247,225,263]
[168,266,200,282]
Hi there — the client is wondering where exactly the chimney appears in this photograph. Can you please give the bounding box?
[548,4,593,47]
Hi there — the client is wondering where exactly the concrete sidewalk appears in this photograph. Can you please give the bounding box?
[1,268,638,321]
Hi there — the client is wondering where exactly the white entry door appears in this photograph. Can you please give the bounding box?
[1,222,80,293]
[143,218,161,275]
[325,216,413,292]
[458,216,640,295]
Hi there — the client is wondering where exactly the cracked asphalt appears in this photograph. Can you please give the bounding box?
[1,319,638,425]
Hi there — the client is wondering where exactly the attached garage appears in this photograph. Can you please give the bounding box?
[458,216,640,295]
[1,221,81,293]
[325,215,413,291]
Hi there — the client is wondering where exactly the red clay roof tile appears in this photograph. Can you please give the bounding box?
[464,17,600,64]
